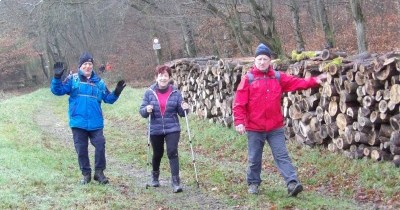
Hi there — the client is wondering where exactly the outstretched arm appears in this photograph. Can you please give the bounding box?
[280,72,326,92]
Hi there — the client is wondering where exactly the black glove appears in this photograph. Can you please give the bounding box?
[114,80,126,97]
[53,62,65,79]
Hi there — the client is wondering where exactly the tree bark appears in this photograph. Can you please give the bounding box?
[316,0,334,48]
[349,0,368,53]
[181,18,197,57]
[289,0,305,51]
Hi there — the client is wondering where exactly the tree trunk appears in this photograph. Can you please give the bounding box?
[289,0,305,51]
[349,0,368,53]
[316,0,334,48]
[248,0,265,37]
[38,53,49,79]
[258,0,283,55]
[181,18,197,57]
[228,4,250,56]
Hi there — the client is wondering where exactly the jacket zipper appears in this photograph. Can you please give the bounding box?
[151,88,177,135]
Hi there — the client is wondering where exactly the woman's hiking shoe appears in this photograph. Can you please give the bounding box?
[287,181,303,197]
[171,176,183,193]
[151,171,160,187]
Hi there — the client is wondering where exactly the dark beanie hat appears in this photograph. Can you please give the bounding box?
[255,43,271,58]
[78,52,94,67]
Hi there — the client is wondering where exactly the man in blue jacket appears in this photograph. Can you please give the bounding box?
[51,52,126,184]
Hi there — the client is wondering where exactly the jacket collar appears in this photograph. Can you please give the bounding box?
[251,65,274,77]
[78,69,100,82]
[150,83,177,92]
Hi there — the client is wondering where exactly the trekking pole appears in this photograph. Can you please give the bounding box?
[145,116,151,189]
[184,109,200,187]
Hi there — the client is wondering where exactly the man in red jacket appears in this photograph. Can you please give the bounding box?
[233,43,326,196]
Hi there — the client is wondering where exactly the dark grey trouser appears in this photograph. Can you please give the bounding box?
[72,128,106,175]
[150,131,180,176]
[247,128,298,186]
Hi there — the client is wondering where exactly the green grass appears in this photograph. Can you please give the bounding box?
[0,87,399,209]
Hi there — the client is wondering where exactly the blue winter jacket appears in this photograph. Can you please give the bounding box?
[50,70,118,131]
[139,83,187,135]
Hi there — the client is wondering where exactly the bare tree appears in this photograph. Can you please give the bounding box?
[288,0,305,51]
[25,0,130,72]
[395,0,400,15]
[248,0,283,56]
[177,3,197,57]
[316,0,335,48]
[197,0,251,56]
[181,17,197,57]
[306,0,319,29]
[349,0,367,53]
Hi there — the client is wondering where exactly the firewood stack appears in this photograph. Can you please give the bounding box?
[284,49,400,167]
[167,50,400,167]
[168,56,254,127]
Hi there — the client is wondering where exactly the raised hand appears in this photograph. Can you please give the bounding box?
[114,80,126,97]
[53,62,65,79]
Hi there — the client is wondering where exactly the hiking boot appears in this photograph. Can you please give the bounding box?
[248,184,259,194]
[80,173,91,185]
[171,176,182,193]
[151,171,160,187]
[94,169,109,184]
[287,181,303,197]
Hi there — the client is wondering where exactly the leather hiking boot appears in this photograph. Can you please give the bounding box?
[248,184,259,194]
[151,171,160,187]
[287,181,303,197]
[94,170,109,184]
[171,176,182,193]
[80,173,91,185]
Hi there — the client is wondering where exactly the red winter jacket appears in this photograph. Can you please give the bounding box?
[233,65,320,132]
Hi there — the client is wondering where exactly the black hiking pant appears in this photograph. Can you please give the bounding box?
[150,131,180,176]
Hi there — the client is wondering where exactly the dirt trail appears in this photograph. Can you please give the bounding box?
[34,105,232,209]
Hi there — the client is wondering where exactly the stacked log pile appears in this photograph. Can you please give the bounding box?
[167,50,400,167]
[168,56,254,127]
[285,50,400,165]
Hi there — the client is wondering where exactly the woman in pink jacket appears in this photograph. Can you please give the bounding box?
[233,43,326,196]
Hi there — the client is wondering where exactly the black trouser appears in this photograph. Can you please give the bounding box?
[72,128,106,175]
[150,132,180,176]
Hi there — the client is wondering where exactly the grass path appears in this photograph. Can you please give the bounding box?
[1,88,399,209]
[33,95,230,209]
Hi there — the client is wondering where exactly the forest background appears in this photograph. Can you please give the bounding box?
[0,0,399,91]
